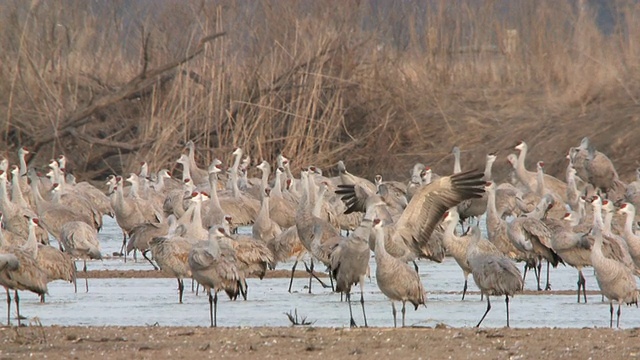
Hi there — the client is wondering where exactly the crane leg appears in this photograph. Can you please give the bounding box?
[5,288,11,326]
[213,291,218,327]
[577,270,587,303]
[580,273,587,303]
[461,278,468,301]
[240,279,248,301]
[303,259,331,292]
[141,250,159,270]
[346,292,357,328]
[360,281,368,327]
[329,272,335,292]
[401,300,407,328]
[522,263,529,282]
[120,231,127,261]
[609,302,614,328]
[616,303,621,328]
[476,295,491,327]
[307,260,314,294]
[14,290,21,327]
[208,289,214,327]
[544,260,551,291]
[391,302,397,328]
[40,294,45,303]
[84,260,89,292]
[505,295,511,327]
[412,261,419,274]
[73,261,78,293]
[535,260,542,291]
[288,260,298,293]
[178,278,184,304]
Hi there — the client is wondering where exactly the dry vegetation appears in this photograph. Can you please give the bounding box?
[1,0,639,183]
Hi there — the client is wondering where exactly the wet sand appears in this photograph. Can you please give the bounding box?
[2,325,639,359]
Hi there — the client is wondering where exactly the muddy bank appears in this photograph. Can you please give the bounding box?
[2,326,639,360]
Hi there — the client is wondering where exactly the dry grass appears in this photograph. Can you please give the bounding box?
[1,0,639,182]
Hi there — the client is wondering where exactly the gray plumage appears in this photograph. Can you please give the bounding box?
[372,219,426,327]
[188,226,246,327]
[441,208,473,300]
[467,225,523,327]
[590,225,638,328]
[549,215,591,303]
[150,216,193,303]
[0,218,48,325]
[330,207,375,327]
[337,170,486,263]
[59,221,102,260]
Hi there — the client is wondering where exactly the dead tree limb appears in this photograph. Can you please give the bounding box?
[67,128,148,151]
[31,32,226,155]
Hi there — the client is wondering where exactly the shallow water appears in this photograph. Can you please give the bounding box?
[12,217,640,328]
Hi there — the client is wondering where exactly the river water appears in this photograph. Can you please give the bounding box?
[10,217,640,328]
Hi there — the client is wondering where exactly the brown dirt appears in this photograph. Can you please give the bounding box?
[2,325,640,359]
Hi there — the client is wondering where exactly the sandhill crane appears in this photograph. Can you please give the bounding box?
[112,175,162,258]
[184,140,209,188]
[441,208,474,300]
[177,153,208,190]
[618,203,640,269]
[57,156,114,219]
[507,214,564,291]
[30,179,93,239]
[176,192,208,240]
[372,218,426,327]
[127,220,168,269]
[337,170,485,267]
[217,225,273,298]
[0,218,48,326]
[590,224,638,328]
[37,242,76,302]
[48,182,102,230]
[150,216,193,303]
[374,174,408,213]
[295,171,341,293]
[566,166,583,212]
[589,196,638,275]
[457,153,496,229]
[7,216,67,304]
[268,167,297,228]
[466,223,523,327]
[337,160,377,194]
[571,137,626,201]
[0,213,20,247]
[150,169,182,194]
[162,178,195,219]
[484,181,537,279]
[268,225,306,272]
[514,141,568,201]
[202,161,256,229]
[550,212,592,303]
[59,221,102,292]
[9,165,31,209]
[252,188,282,244]
[188,226,246,327]
[625,168,640,208]
[0,170,49,244]
[329,202,378,327]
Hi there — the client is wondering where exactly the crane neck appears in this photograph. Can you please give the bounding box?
[22,221,39,258]
[623,208,638,238]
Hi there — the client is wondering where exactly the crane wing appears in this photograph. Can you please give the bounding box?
[394,170,485,260]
